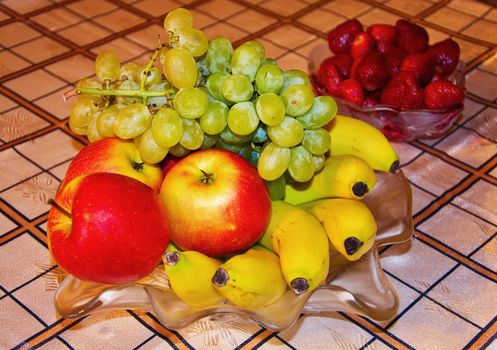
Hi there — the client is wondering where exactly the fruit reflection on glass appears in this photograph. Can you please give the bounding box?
[52,7,406,311]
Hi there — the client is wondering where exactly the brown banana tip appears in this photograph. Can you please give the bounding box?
[352,182,369,197]
[164,251,180,266]
[212,268,229,287]
[344,237,364,255]
[290,277,309,295]
[389,160,400,174]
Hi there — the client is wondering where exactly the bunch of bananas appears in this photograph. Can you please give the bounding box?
[162,114,399,309]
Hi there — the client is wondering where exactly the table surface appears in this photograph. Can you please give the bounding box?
[0,0,496,349]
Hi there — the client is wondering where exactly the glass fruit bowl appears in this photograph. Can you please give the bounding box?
[54,170,413,332]
[308,43,465,142]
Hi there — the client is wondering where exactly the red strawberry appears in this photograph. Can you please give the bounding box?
[354,50,390,91]
[395,19,429,54]
[427,39,460,76]
[383,46,405,75]
[380,71,424,110]
[400,52,435,86]
[367,24,396,52]
[350,32,376,58]
[424,80,464,110]
[319,58,343,95]
[327,19,364,54]
[337,79,364,105]
[362,94,379,108]
[430,72,444,82]
[326,54,353,79]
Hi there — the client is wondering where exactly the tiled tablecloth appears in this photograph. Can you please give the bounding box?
[0,0,496,349]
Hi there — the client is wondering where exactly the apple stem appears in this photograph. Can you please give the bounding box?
[212,268,229,287]
[164,251,180,266]
[47,198,72,219]
[131,161,144,171]
[200,169,215,185]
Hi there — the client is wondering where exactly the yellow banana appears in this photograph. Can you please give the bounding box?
[259,201,329,295]
[284,154,376,205]
[301,198,377,261]
[211,246,287,309]
[163,246,224,307]
[326,115,399,173]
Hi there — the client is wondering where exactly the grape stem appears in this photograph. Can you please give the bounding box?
[73,87,175,98]
[139,42,165,103]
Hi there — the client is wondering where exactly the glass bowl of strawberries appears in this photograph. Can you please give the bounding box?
[309,19,465,142]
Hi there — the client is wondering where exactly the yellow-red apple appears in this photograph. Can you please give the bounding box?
[59,137,163,194]
[160,149,271,257]
[47,172,169,284]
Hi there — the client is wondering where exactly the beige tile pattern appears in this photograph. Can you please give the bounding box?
[0,1,496,349]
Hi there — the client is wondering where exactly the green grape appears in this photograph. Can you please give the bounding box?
[140,66,162,89]
[239,40,265,60]
[296,95,337,129]
[178,27,208,57]
[201,133,219,149]
[196,56,210,78]
[301,128,331,155]
[69,98,98,128]
[221,74,254,103]
[76,78,102,101]
[248,149,260,167]
[120,62,143,83]
[265,175,286,201]
[255,64,284,94]
[206,72,230,104]
[215,138,243,154]
[227,101,259,136]
[280,84,314,117]
[86,111,103,143]
[169,142,190,157]
[173,87,209,119]
[288,146,314,182]
[255,93,285,126]
[251,123,268,144]
[116,80,141,104]
[206,37,233,74]
[260,58,277,66]
[231,44,261,82]
[164,7,193,34]
[199,100,228,135]
[147,80,173,108]
[158,46,170,67]
[220,126,255,144]
[113,103,152,139]
[312,154,326,172]
[95,51,120,82]
[96,104,122,137]
[281,69,310,91]
[257,142,291,181]
[238,144,252,159]
[151,107,183,147]
[163,48,197,89]
[179,118,204,150]
[139,126,169,164]
[267,116,304,147]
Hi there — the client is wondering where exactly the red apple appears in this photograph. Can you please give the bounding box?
[160,154,182,178]
[160,149,271,257]
[59,137,163,194]
[47,172,169,284]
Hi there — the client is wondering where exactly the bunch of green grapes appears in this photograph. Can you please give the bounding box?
[68,7,337,185]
